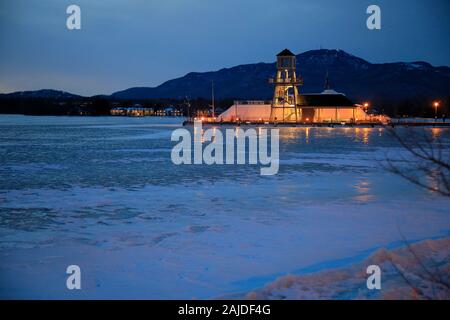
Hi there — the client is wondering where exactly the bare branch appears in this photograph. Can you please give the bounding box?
[384,128,450,196]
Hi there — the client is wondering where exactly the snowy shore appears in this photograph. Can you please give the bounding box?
[236,237,450,300]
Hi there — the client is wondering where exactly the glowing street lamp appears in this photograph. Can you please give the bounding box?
[362,102,370,122]
[433,101,440,119]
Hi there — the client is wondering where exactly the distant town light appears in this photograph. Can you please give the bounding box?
[363,102,369,108]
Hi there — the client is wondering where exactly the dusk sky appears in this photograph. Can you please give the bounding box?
[0,0,449,96]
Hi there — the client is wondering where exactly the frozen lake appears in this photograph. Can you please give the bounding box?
[0,115,449,299]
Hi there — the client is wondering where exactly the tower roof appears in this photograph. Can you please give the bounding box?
[277,49,295,57]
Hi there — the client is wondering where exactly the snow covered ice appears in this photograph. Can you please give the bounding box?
[237,237,450,300]
[0,115,449,299]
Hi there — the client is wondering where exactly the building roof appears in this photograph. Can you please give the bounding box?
[322,89,339,94]
[277,49,295,57]
[297,94,355,107]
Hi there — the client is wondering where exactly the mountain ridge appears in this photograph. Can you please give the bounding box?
[0,89,83,99]
[2,49,449,103]
[111,49,450,102]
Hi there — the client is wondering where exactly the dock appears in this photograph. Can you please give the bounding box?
[182,120,450,128]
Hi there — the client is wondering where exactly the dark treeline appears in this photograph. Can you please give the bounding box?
[0,96,236,116]
[0,95,448,118]
[370,95,449,118]
[0,97,111,116]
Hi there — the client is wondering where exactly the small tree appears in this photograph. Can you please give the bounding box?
[384,127,450,299]
[385,128,449,196]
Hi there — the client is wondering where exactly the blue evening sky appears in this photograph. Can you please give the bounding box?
[0,0,449,96]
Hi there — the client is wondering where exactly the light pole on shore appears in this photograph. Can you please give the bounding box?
[433,101,440,121]
[363,102,370,122]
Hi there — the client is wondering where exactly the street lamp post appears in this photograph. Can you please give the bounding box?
[363,102,369,122]
[434,101,440,121]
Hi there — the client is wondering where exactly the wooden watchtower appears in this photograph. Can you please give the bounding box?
[269,49,303,122]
